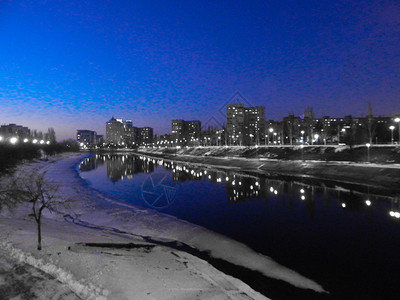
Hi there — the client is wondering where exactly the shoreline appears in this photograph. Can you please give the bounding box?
[1,153,328,299]
[134,149,400,193]
[0,153,269,300]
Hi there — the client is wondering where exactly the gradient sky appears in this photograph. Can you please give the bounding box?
[1,0,399,140]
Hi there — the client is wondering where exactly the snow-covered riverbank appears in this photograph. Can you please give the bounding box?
[0,153,327,299]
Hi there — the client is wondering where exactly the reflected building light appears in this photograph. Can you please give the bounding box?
[274,190,278,195]
[208,175,211,179]
[239,181,242,185]
[250,185,253,190]
[232,181,235,185]
[255,182,259,186]
[301,195,306,200]
[204,170,207,175]
[365,200,371,206]
[342,203,346,208]
[226,177,229,181]
[300,189,305,194]
[269,187,274,192]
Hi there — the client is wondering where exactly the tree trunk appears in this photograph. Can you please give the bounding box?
[37,218,42,250]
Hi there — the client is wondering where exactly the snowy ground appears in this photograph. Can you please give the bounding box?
[0,153,327,299]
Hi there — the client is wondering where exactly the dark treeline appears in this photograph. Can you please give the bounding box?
[0,140,79,174]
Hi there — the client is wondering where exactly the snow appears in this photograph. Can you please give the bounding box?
[0,153,328,299]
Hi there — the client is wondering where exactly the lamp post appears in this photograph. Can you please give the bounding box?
[389,125,395,145]
[395,118,400,144]
[314,134,319,144]
[366,143,370,163]
[301,130,305,161]
[268,128,273,145]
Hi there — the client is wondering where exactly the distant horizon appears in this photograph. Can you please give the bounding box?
[1,1,399,141]
[1,100,397,142]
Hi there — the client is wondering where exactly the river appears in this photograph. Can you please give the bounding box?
[79,153,400,299]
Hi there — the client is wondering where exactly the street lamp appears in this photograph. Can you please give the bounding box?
[268,128,273,145]
[389,125,395,144]
[300,130,305,161]
[314,134,319,144]
[366,143,370,163]
[10,137,18,145]
[395,118,400,144]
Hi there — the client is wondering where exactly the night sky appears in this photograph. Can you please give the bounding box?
[1,0,399,140]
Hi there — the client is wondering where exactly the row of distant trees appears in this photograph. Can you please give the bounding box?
[0,139,80,174]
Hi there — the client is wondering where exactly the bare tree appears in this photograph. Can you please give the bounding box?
[366,103,376,144]
[4,171,63,250]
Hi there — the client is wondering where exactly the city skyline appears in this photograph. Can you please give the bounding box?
[1,0,399,140]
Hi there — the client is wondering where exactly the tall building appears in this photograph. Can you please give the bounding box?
[0,124,30,139]
[186,120,201,141]
[226,104,266,146]
[106,117,126,145]
[125,126,139,146]
[139,127,153,145]
[171,119,185,143]
[244,106,265,145]
[171,119,201,145]
[226,104,245,145]
[105,117,153,147]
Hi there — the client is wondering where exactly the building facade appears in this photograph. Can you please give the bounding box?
[0,124,30,139]
[171,119,201,145]
[77,130,103,146]
[105,117,153,147]
[226,104,266,146]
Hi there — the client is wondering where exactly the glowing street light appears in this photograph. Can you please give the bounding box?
[32,139,38,144]
[366,143,371,163]
[23,138,29,143]
[300,130,305,161]
[9,137,18,144]
[389,125,395,144]
[314,134,319,144]
[395,118,400,143]
[268,128,273,145]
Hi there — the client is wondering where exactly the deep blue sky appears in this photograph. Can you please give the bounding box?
[1,0,399,140]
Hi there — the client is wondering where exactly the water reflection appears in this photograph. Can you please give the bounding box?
[79,154,400,219]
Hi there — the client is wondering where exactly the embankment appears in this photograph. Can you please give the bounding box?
[136,145,400,192]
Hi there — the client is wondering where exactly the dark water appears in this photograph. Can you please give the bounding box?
[79,153,400,299]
